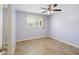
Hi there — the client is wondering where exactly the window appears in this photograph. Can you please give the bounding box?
[26,15,36,27]
[26,15,44,29]
[37,16,44,28]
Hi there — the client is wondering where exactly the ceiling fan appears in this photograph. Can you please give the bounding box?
[40,4,61,14]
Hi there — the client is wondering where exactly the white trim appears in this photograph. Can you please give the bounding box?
[48,35,79,48]
[12,47,15,55]
[16,35,47,42]
[16,35,79,48]
[0,5,3,48]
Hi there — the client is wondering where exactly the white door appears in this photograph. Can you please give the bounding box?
[7,4,16,55]
[0,4,3,55]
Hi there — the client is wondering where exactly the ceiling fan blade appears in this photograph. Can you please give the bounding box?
[40,7,48,10]
[53,9,61,11]
[41,11,47,13]
[54,4,57,7]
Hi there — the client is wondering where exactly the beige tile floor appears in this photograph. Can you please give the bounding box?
[14,37,79,55]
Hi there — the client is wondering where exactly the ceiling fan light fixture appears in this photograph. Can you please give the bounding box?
[41,4,61,15]
[50,11,53,13]
[48,11,54,15]
[48,11,50,14]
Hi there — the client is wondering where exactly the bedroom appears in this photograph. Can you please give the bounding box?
[0,4,79,55]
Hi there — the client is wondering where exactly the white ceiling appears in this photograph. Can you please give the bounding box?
[14,4,48,15]
[4,4,61,15]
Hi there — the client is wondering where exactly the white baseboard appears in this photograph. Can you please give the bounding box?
[16,35,48,42]
[48,35,79,48]
[16,35,79,48]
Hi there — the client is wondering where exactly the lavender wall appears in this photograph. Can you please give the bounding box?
[48,4,79,46]
[16,11,48,40]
